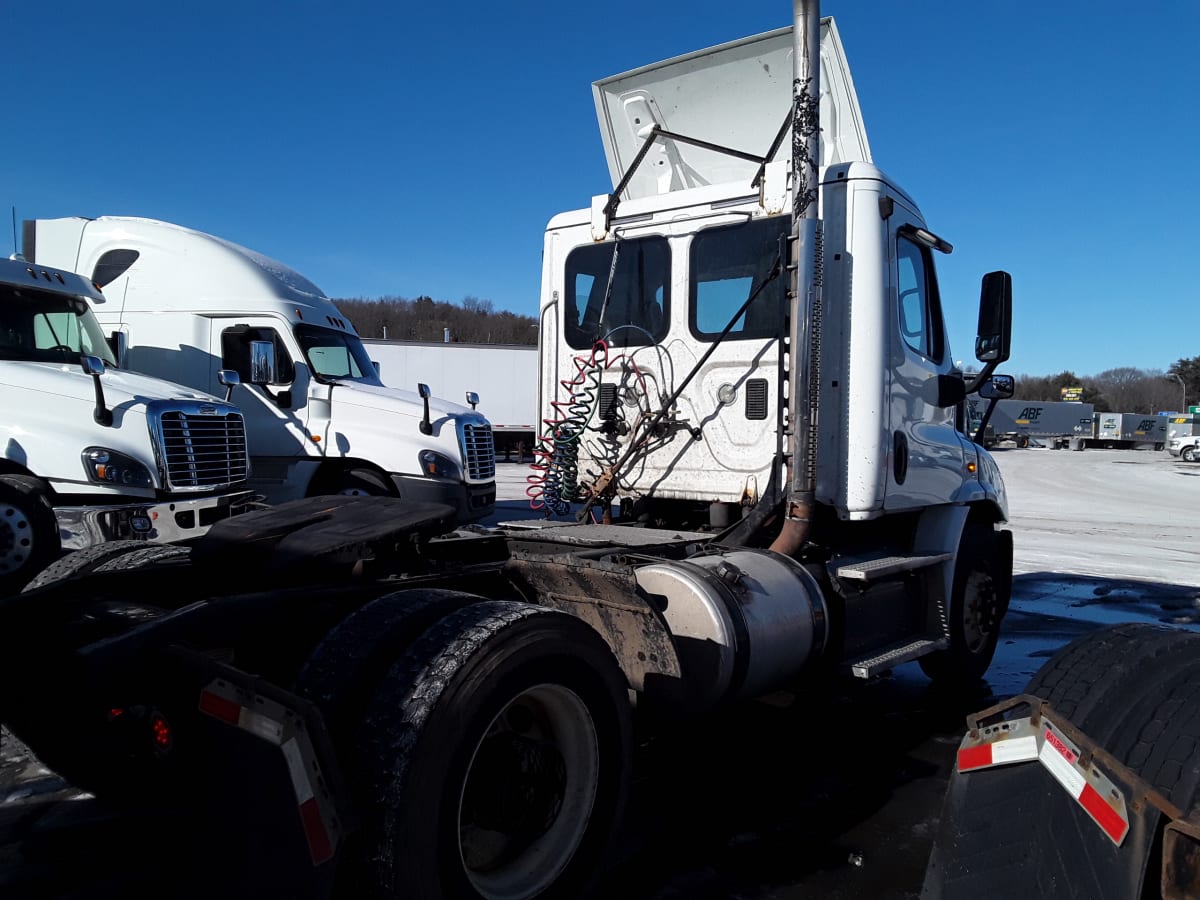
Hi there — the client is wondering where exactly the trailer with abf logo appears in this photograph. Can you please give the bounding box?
[1086,412,1167,450]
[981,399,1094,449]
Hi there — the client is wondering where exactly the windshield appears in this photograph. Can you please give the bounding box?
[0,284,119,366]
[295,324,379,383]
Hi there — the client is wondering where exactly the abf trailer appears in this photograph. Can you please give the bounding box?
[976,399,1094,449]
[24,217,498,523]
[362,340,539,457]
[1087,411,1167,450]
[2,4,1026,898]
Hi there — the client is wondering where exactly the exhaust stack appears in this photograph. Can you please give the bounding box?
[770,0,823,557]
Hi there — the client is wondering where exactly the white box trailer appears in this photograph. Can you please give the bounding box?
[985,400,1094,448]
[1088,411,1167,450]
[361,340,538,458]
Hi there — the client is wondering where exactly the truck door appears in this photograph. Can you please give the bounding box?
[885,216,966,510]
[212,321,312,458]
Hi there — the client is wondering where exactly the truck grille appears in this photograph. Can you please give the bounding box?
[155,407,250,491]
[462,422,496,481]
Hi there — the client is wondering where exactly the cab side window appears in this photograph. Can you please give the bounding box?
[897,237,946,364]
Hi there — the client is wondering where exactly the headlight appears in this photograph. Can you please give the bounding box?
[418,449,460,480]
[82,447,155,488]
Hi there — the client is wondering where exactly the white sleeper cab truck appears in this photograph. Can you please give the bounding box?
[0,256,253,593]
[24,217,496,523]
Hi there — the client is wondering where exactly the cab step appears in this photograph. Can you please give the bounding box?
[847,636,948,678]
[834,552,952,582]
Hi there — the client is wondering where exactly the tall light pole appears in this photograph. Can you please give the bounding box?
[1168,372,1186,413]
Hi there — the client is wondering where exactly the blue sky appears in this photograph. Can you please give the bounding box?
[6,1,1197,377]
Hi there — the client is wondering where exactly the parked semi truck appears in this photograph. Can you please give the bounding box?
[1,3,1021,897]
[1086,411,1167,450]
[977,399,1094,449]
[0,256,253,595]
[363,339,538,458]
[23,217,497,523]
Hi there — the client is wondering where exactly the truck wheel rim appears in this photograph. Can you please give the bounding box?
[962,569,998,653]
[0,502,34,575]
[457,682,600,899]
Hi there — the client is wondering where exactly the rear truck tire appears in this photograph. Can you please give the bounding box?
[919,523,1008,684]
[0,474,60,596]
[293,588,485,755]
[925,624,1200,899]
[21,539,154,592]
[1154,442,1165,451]
[310,466,394,498]
[356,601,633,900]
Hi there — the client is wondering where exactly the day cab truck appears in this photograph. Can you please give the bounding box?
[23,216,497,524]
[1,2,1032,897]
[0,256,253,595]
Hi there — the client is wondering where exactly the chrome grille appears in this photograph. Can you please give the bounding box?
[157,409,250,490]
[462,422,496,481]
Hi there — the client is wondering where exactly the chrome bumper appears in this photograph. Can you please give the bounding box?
[55,490,259,551]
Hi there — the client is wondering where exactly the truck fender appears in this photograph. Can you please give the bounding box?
[913,504,971,608]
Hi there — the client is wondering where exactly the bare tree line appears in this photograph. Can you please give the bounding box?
[1013,360,1199,414]
[333,295,539,345]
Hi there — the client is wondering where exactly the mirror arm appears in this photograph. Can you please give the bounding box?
[964,359,1000,395]
[973,396,1000,446]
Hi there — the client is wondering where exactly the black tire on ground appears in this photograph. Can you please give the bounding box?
[919,523,1008,684]
[22,540,168,592]
[1154,443,1165,451]
[1183,447,1198,462]
[0,474,61,596]
[356,601,633,900]
[309,467,394,497]
[293,588,486,755]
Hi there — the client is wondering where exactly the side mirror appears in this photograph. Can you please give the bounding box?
[418,382,433,435]
[217,368,240,403]
[107,330,127,369]
[975,271,1012,364]
[465,391,479,410]
[979,373,1015,399]
[249,340,277,385]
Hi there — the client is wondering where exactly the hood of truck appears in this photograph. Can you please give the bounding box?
[0,361,225,408]
[318,380,492,478]
[594,17,871,202]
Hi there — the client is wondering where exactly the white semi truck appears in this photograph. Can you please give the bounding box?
[23,217,497,523]
[362,339,538,458]
[0,256,253,594]
[1,4,1031,897]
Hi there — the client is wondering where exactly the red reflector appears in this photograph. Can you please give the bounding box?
[299,797,334,864]
[1079,782,1129,844]
[957,744,993,771]
[198,690,241,725]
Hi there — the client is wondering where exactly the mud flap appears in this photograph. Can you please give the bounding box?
[922,695,1165,900]
[168,649,350,899]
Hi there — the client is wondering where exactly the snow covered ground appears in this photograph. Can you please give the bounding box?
[992,447,1200,586]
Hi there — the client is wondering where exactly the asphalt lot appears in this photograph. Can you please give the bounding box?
[4,448,1198,898]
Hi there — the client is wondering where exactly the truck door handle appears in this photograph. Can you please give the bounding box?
[893,431,908,484]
